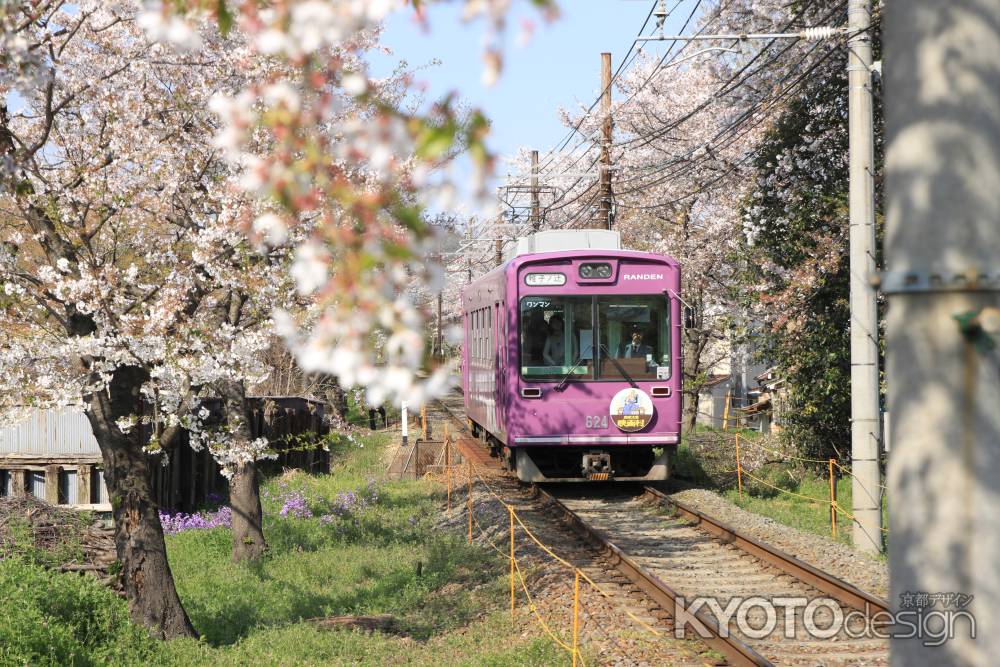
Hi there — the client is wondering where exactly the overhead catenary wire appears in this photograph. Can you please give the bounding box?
[608,11,854,203]
[610,35,843,206]
[535,0,715,183]
[524,0,708,221]
[609,0,840,157]
[538,0,842,228]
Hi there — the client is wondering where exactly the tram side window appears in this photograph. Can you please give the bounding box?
[471,310,479,364]
[477,309,483,363]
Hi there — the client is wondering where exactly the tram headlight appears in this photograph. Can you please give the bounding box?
[579,263,612,279]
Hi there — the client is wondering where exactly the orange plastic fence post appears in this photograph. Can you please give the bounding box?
[829,458,837,538]
[572,569,581,667]
[467,460,473,545]
[735,433,743,502]
[445,425,452,511]
[509,505,516,619]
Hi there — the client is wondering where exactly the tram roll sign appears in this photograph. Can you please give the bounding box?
[610,388,654,432]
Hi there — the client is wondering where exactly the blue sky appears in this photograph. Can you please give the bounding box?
[369,1,694,203]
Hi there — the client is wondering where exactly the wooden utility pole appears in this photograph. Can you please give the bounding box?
[530,149,541,231]
[495,237,503,268]
[886,1,999,664]
[598,52,613,230]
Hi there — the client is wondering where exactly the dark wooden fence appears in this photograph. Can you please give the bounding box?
[0,396,327,512]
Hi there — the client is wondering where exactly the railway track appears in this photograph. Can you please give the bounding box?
[545,487,890,667]
[428,397,890,666]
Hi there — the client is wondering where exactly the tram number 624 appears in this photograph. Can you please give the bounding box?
[585,415,608,429]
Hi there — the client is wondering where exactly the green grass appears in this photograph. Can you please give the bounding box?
[672,443,714,485]
[721,464,888,554]
[0,431,567,666]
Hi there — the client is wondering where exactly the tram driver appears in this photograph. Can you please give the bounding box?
[619,329,653,359]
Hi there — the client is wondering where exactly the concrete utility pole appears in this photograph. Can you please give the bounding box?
[436,292,443,359]
[466,226,473,283]
[885,2,1000,665]
[530,149,541,231]
[847,0,882,553]
[598,52,614,230]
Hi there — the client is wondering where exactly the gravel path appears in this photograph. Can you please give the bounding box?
[661,486,889,599]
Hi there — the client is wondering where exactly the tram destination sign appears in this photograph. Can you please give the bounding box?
[524,272,567,286]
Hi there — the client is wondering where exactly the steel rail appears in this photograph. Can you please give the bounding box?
[642,486,890,616]
[534,485,772,667]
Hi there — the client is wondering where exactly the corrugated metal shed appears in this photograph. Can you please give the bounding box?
[28,471,45,499]
[0,407,99,456]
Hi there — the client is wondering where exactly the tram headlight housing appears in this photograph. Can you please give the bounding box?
[579,262,612,279]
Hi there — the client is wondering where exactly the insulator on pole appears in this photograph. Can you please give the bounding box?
[801,26,838,41]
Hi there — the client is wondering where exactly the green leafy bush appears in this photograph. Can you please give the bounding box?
[0,558,156,666]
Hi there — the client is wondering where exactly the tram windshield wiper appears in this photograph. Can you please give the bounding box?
[554,345,594,392]
[599,343,639,389]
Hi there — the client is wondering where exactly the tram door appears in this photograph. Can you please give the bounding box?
[495,302,505,436]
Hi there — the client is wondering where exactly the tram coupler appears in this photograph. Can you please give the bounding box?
[582,452,613,480]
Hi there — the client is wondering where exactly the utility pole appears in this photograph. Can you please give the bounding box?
[885,2,999,664]
[847,0,882,553]
[436,292,443,359]
[598,52,613,230]
[495,237,503,268]
[466,225,473,283]
[530,149,541,232]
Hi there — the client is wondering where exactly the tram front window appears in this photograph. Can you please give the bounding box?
[520,295,671,382]
[520,297,592,380]
[597,295,670,380]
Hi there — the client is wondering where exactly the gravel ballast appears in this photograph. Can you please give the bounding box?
[663,486,889,599]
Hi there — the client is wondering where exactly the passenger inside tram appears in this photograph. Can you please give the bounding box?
[542,314,574,365]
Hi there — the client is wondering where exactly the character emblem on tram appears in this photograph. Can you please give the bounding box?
[610,388,654,432]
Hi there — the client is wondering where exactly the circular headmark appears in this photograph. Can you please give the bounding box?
[610,388,654,432]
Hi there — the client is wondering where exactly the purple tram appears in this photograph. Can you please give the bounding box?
[460,230,682,482]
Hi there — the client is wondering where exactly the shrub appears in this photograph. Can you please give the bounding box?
[0,558,155,666]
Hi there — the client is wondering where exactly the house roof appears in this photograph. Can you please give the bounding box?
[754,366,779,382]
[700,374,730,389]
[738,396,772,415]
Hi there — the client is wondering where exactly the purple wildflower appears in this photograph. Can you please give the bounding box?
[159,505,233,535]
[318,480,383,526]
[279,490,313,519]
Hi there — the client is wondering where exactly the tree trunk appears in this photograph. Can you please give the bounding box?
[217,379,267,562]
[85,365,196,640]
[682,327,704,434]
[323,382,349,427]
[681,288,708,435]
[229,460,266,562]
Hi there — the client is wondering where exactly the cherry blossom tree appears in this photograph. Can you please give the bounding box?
[740,1,884,460]
[140,0,557,413]
[0,1,323,634]
[2,0,557,638]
